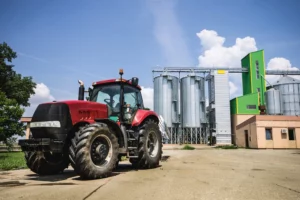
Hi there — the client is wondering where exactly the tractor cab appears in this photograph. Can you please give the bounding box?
[80,69,145,123]
[90,81,144,123]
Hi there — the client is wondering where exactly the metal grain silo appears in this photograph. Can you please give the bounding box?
[265,88,281,115]
[272,76,300,116]
[153,74,179,127]
[180,74,205,144]
[180,74,205,127]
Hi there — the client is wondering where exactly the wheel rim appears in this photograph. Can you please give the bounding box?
[90,135,113,168]
[147,131,159,157]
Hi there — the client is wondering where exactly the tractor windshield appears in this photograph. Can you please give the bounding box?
[90,84,144,118]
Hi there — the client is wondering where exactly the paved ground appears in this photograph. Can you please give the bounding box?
[0,148,300,200]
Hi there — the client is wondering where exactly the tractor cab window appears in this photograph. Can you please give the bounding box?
[93,84,120,108]
[113,85,144,111]
[124,85,144,109]
[91,84,144,117]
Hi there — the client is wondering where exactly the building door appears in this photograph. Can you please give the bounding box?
[245,130,249,148]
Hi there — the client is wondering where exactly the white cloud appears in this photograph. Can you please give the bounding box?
[267,57,297,70]
[197,30,257,68]
[23,83,55,116]
[266,57,300,85]
[141,86,154,110]
[229,81,238,96]
[147,0,193,66]
[196,29,258,98]
[196,29,225,51]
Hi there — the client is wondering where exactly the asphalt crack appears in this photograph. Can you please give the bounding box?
[275,184,300,194]
[83,178,112,200]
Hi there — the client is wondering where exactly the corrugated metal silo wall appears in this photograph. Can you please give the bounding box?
[180,75,206,144]
[265,89,281,115]
[153,75,179,128]
[274,83,300,115]
[212,71,232,145]
[181,75,199,127]
[207,75,215,104]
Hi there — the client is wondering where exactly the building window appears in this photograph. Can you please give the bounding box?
[247,105,256,109]
[257,88,260,93]
[288,129,295,140]
[255,60,260,79]
[266,128,272,140]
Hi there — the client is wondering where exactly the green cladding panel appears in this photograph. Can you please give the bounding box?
[242,55,251,95]
[241,50,266,105]
[230,93,260,115]
[230,98,237,114]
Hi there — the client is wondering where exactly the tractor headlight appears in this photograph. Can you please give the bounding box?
[30,121,61,128]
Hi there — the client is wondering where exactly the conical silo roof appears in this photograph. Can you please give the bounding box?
[272,75,300,86]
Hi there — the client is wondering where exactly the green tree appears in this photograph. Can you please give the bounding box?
[0,42,36,144]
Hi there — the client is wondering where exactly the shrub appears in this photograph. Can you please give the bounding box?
[181,144,195,150]
[215,145,238,149]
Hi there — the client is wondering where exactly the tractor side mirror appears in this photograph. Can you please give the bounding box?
[131,77,139,86]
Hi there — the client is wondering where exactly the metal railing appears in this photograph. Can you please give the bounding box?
[166,127,208,144]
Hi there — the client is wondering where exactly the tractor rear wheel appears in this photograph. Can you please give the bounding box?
[25,151,69,175]
[74,123,119,179]
[131,119,162,169]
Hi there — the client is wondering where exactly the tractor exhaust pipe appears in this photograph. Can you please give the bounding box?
[78,80,85,100]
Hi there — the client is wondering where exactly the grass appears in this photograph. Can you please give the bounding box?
[215,145,238,149]
[181,144,195,150]
[0,152,27,171]
[120,156,128,161]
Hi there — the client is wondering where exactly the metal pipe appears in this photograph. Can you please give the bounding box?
[260,74,274,88]
[265,70,300,75]
[78,80,85,100]
[152,67,300,75]
[152,67,248,73]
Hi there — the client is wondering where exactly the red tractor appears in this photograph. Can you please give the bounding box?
[18,69,163,179]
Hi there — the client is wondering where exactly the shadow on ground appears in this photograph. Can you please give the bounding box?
[24,162,139,182]
[7,156,171,184]
[25,169,78,182]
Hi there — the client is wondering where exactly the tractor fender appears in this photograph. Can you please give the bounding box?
[94,118,126,150]
[132,110,159,127]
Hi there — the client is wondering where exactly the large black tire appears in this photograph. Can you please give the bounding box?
[69,127,82,173]
[25,151,69,175]
[131,119,163,169]
[74,123,119,179]
[69,136,78,172]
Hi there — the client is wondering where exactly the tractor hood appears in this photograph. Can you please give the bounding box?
[32,100,108,126]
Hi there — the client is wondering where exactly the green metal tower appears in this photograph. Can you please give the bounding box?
[230,50,267,115]
[241,50,266,105]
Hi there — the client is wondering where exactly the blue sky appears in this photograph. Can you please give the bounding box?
[1,0,300,114]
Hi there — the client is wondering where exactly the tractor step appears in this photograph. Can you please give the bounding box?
[128,138,137,141]
[128,147,137,150]
[128,156,138,158]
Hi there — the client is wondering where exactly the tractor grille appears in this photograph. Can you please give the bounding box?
[30,103,72,140]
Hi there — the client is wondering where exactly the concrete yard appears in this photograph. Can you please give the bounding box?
[0,148,300,200]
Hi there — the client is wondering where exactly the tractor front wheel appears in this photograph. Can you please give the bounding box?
[74,123,119,179]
